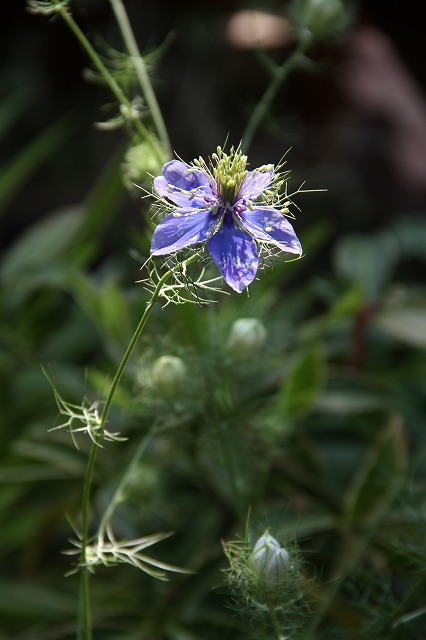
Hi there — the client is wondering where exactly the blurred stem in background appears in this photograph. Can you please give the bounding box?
[109,0,172,158]
[48,0,167,164]
[242,37,311,152]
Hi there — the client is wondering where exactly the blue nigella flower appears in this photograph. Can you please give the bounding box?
[150,147,302,292]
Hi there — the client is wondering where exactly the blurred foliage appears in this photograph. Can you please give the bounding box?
[1,1,426,639]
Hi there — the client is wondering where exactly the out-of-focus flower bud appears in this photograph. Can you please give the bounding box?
[151,355,187,398]
[122,138,166,190]
[249,532,290,586]
[290,0,350,41]
[226,318,267,360]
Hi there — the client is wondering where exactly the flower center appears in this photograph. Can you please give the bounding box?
[213,146,248,205]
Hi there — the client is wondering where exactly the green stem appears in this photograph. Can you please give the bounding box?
[79,442,97,640]
[78,253,199,639]
[100,261,191,426]
[58,4,163,163]
[386,572,426,630]
[241,39,310,152]
[109,0,172,157]
[97,430,154,536]
[268,606,282,640]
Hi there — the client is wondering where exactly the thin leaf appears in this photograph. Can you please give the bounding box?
[344,416,407,527]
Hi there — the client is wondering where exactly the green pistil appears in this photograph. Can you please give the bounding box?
[213,146,248,205]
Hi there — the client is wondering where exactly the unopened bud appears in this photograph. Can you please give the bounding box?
[121,138,166,190]
[151,355,187,398]
[249,532,290,586]
[291,0,349,41]
[226,318,267,359]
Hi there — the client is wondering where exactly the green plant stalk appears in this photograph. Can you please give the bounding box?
[78,252,200,639]
[97,430,154,536]
[241,39,310,152]
[386,571,426,630]
[109,0,172,158]
[79,437,99,640]
[268,606,283,640]
[58,4,164,163]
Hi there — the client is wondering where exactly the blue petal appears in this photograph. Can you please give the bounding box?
[163,160,211,191]
[151,208,214,255]
[154,160,213,208]
[240,167,273,200]
[239,206,302,255]
[207,218,258,292]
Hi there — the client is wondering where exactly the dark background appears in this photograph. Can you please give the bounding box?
[1,0,426,257]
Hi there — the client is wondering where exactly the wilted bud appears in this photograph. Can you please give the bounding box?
[290,0,350,41]
[249,532,290,586]
[151,355,187,398]
[226,318,267,359]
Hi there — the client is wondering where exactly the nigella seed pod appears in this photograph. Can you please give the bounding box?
[249,532,290,586]
[226,318,267,359]
[151,355,187,398]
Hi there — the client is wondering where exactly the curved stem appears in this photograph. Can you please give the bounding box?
[109,0,172,157]
[59,5,164,163]
[99,258,195,425]
[241,39,310,152]
[78,253,199,639]
[97,430,154,536]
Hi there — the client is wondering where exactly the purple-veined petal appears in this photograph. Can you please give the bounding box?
[240,167,273,200]
[154,160,214,208]
[151,208,214,255]
[154,176,202,208]
[238,206,302,255]
[207,216,258,293]
[163,159,211,190]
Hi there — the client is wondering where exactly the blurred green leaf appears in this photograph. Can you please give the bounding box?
[393,216,426,260]
[0,113,76,215]
[0,464,80,483]
[11,438,85,477]
[259,219,332,289]
[74,143,126,245]
[0,206,83,282]
[329,284,363,318]
[344,417,407,527]
[0,580,75,619]
[98,278,132,344]
[334,231,399,301]
[277,344,325,420]
[0,87,32,141]
[64,270,100,327]
[65,271,131,345]
[316,391,389,416]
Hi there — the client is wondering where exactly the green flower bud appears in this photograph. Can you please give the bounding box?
[122,138,167,190]
[249,532,290,587]
[291,0,350,41]
[226,318,267,359]
[151,355,187,398]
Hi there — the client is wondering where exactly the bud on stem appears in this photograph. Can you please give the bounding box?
[249,532,290,587]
